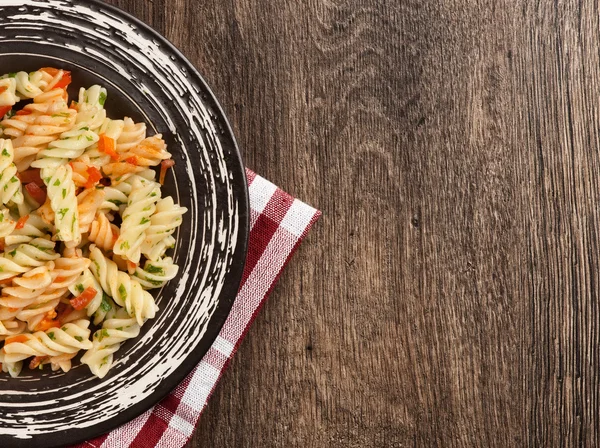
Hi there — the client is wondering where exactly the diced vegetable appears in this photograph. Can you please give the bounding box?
[15,215,29,229]
[98,134,119,160]
[70,286,98,311]
[18,168,44,186]
[35,317,60,331]
[5,334,29,344]
[160,159,175,185]
[25,182,47,205]
[54,72,72,89]
[29,356,48,370]
[41,67,72,89]
[85,166,102,189]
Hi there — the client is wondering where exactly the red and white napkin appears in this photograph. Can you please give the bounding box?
[74,169,321,448]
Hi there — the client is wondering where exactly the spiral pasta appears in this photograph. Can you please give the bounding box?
[4,212,52,246]
[2,319,93,364]
[77,188,105,234]
[0,67,186,379]
[8,89,76,171]
[0,139,23,205]
[113,178,161,264]
[88,211,118,252]
[0,77,18,108]
[2,71,43,101]
[141,196,187,261]
[117,117,146,153]
[81,307,140,378]
[32,123,99,170]
[89,246,158,325]
[134,257,179,289]
[0,207,17,239]
[5,238,59,268]
[44,164,80,244]
[75,85,107,132]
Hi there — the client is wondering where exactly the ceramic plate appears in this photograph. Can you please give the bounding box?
[0,1,249,446]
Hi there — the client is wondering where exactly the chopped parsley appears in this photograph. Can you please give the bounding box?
[97,328,110,341]
[100,293,112,312]
[146,264,164,275]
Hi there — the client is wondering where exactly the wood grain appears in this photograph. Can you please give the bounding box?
[101,0,600,446]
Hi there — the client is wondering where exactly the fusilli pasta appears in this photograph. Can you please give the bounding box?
[0,68,186,379]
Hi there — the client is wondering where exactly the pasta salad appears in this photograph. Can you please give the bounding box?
[0,68,187,379]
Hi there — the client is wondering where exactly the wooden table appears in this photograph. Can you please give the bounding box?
[105,1,600,446]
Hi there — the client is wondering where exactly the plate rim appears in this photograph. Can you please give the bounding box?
[0,0,250,445]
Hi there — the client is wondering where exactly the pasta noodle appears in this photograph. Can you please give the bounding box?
[0,68,186,379]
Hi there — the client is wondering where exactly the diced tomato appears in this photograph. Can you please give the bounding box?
[25,182,47,205]
[5,334,29,344]
[29,356,48,370]
[70,286,97,311]
[54,276,66,283]
[15,215,29,230]
[125,156,138,165]
[98,134,119,160]
[40,67,71,89]
[35,317,60,331]
[15,109,32,116]
[160,159,175,185]
[0,106,11,118]
[56,303,74,323]
[53,71,72,89]
[69,100,78,110]
[0,86,6,95]
[85,166,102,189]
[18,168,43,186]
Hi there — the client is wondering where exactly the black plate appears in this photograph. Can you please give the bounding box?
[0,1,249,446]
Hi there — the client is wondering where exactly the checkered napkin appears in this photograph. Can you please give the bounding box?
[73,169,321,448]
